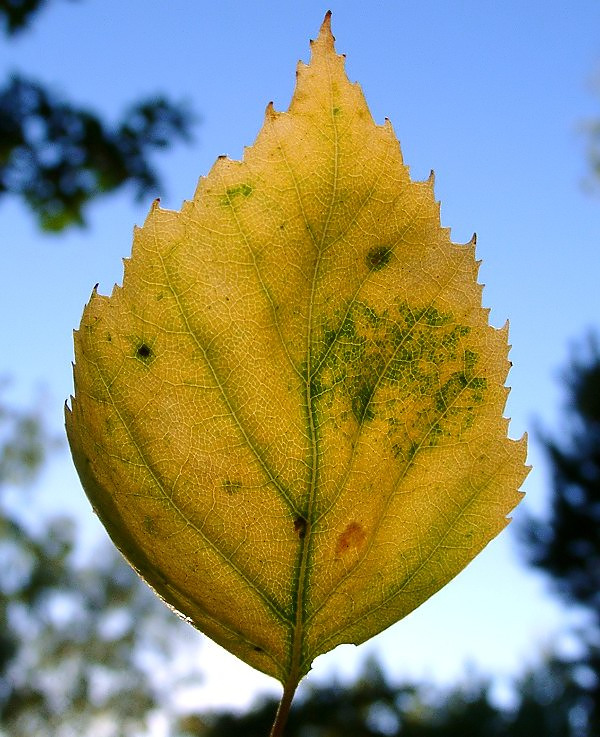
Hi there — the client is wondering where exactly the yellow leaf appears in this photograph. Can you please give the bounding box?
[66,12,528,701]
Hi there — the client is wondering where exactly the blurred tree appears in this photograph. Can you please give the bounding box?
[525,338,600,624]
[523,336,600,735]
[175,659,484,737]
[0,0,193,230]
[0,395,201,736]
[180,655,586,737]
[0,0,75,35]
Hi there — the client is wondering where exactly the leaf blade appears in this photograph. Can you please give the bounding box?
[67,14,528,687]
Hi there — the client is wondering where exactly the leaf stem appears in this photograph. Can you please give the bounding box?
[269,677,299,737]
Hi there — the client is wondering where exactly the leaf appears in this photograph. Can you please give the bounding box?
[66,13,528,698]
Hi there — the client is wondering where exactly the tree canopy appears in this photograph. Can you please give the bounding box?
[524,337,600,735]
[0,0,193,230]
[0,394,202,736]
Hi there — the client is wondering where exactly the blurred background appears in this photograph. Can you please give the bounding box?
[1,1,599,735]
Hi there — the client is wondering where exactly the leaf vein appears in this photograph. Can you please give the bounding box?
[89,356,294,627]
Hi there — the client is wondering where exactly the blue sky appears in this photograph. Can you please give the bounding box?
[2,0,600,711]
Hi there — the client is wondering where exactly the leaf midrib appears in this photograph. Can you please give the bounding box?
[289,52,341,681]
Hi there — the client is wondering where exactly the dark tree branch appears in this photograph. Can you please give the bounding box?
[0,0,77,36]
[0,75,193,230]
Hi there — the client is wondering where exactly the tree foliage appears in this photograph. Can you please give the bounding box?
[0,395,200,736]
[0,0,75,35]
[524,337,600,735]
[0,76,192,230]
[526,338,600,622]
[0,0,193,230]
[179,655,586,737]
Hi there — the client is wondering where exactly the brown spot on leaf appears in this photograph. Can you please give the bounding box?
[136,343,153,362]
[294,515,308,539]
[336,521,366,555]
[366,245,393,271]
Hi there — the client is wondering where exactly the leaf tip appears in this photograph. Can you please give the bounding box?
[312,10,335,54]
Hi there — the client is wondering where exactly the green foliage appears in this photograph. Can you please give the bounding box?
[523,335,600,736]
[177,655,585,737]
[0,0,194,230]
[0,395,200,736]
[0,0,74,36]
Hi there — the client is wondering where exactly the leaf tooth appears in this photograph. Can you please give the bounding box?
[265,101,278,121]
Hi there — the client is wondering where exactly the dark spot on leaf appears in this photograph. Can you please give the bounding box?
[253,646,263,653]
[366,245,393,271]
[336,521,366,556]
[223,479,242,494]
[136,343,153,362]
[143,516,156,534]
[294,515,308,539]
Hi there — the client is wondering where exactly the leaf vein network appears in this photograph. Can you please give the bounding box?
[308,454,512,663]
[154,240,300,518]
[88,353,293,626]
[221,176,302,379]
[307,346,489,626]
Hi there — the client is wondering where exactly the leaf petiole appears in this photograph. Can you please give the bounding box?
[269,677,299,737]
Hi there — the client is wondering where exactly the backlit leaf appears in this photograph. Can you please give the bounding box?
[66,14,528,694]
